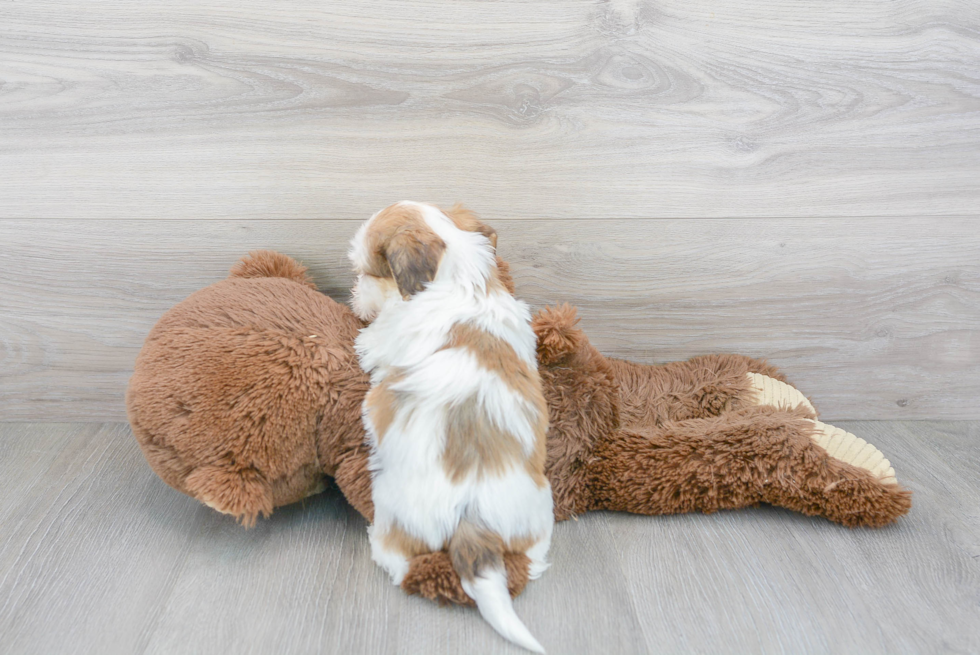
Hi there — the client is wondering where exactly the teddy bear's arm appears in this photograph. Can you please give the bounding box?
[333,446,375,521]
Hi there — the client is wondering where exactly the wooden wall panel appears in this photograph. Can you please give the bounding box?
[2,1,978,421]
[1,217,977,421]
[1,0,979,220]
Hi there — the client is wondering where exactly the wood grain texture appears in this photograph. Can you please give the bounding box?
[1,0,979,219]
[141,479,397,655]
[0,422,977,654]
[0,423,208,655]
[2,217,977,421]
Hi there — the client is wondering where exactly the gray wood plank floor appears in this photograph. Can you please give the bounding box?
[1,422,977,654]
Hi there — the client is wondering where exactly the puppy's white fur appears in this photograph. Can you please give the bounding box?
[350,202,552,653]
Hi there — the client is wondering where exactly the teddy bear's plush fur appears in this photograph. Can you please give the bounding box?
[127,251,911,606]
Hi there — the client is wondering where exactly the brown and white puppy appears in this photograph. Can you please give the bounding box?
[349,202,552,653]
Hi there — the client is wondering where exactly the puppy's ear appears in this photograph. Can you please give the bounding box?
[476,222,497,250]
[385,230,446,299]
[444,203,497,250]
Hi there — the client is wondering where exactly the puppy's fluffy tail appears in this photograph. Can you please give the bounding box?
[450,520,544,654]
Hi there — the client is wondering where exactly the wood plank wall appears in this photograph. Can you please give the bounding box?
[1,1,978,421]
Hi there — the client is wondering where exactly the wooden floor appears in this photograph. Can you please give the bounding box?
[1,421,977,654]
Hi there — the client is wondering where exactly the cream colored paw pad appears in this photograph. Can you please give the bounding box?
[745,372,816,414]
[807,420,898,485]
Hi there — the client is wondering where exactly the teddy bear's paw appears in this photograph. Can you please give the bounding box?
[743,373,816,414]
[807,420,898,485]
[185,465,274,528]
[743,374,899,486]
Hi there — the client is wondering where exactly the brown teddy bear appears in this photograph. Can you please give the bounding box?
[127,250,911,605]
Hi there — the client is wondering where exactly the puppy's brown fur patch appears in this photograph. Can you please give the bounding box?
[366,204,446,298]
[444,324,541,401]
[441,324,549,486]
[524,438,548,488]
[443,396,526,483]
[449,519,506,582]
[364,370,405,445]
[442,203,498,250]
[506,534,541,555]
[495,257,516,295]
[440,203,514,296]
[382,523,430,558]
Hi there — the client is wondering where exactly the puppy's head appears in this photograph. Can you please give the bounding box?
[443,203,515,295]
[348,201,502,321]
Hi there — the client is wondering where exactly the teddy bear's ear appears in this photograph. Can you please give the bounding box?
[230,250,317,289]
[532,303,586,365]
[384,229,447,299]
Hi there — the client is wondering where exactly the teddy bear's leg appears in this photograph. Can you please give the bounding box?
[268,463,329,507]
[609,354,790,428]
[743,373,897,485]
[399,551,531,606]
[586,405,911,527]
[183,465,274,528]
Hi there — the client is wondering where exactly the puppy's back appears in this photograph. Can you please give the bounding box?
[438,323,548,486]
